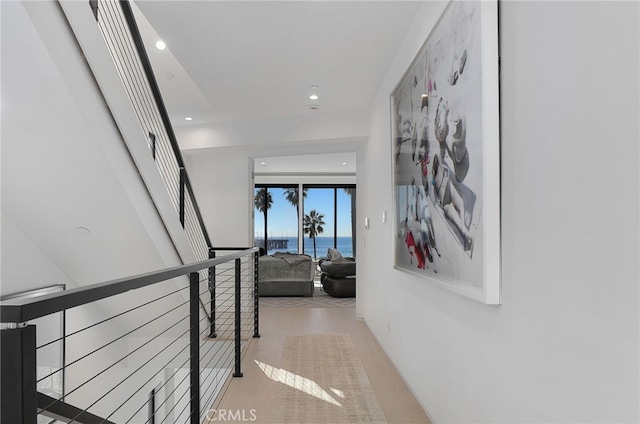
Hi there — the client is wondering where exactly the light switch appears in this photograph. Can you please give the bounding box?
[364,217,370,229]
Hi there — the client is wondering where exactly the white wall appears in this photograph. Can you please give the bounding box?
[359,1,639,422]
[1,214,72,295]
[0,214,136,420]
[176,109,369,151]
[185,151,254,248]
[184,140,363,249]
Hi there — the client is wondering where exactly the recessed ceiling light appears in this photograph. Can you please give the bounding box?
[341,162,348,166]
[155,40,166,50]
[260,162,267,167]
[185,117,193,121]
[308,85,320,104]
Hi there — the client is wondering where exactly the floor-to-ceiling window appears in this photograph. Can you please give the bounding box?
[253,185,299,255]
[255,184,356,259]
[338,187,356,258]
[303,185,356,259]
[302,187,335,260]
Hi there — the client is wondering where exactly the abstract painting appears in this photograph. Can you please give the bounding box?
[391,0,501,304]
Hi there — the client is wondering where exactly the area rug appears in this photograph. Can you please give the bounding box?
[260,288,355,308]
[264,334,387,423]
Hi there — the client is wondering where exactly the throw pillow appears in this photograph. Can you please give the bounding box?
[327,248,346,263]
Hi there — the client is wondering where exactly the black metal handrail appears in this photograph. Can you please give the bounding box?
[1,248,257,324]
[113,0,211,249]
[1,247,259,424]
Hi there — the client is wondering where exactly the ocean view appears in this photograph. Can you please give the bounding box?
[257,236,354,258]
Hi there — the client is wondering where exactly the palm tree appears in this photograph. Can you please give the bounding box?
[344,188,356,257]
[254,188,273,251]
[283,187,308,216]
[303,209,325,259]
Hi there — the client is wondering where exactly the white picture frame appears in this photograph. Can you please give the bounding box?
[390,0,500,304]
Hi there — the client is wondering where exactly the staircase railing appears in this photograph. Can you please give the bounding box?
[1,247,259,424]
[1,1,263,422]
[91,0,211,264]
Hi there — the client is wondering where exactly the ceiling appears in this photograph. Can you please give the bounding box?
[132,1,422,171]
[255,152,357,174]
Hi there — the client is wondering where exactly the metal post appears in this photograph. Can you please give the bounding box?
[179,167,186,228]
[148,388,156,424]
[233,258,243,377]
[189,272,200,424]
[149,132,157,161]
[253,251,260,338]
[1,325,37,424]
[208,248,217,338]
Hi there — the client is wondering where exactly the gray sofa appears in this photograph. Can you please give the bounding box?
[319,248,356,298]
[258,252,315,297]
[320,259,356,298]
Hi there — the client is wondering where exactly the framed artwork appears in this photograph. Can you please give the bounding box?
[391,0,500,304]
[1,284,67,399]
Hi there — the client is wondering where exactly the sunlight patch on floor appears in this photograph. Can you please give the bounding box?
[254,359,342,407]
[330,388,345,399]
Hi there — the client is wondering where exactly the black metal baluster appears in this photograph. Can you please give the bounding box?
[209,248,217,338]
[189,272,200,424]
[253,251,260,338]
[179,167,186,228]
[233,258,243,377]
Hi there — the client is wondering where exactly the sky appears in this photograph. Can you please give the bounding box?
[254,187,354,238]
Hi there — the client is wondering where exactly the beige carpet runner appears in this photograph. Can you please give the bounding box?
[265,334,387,423]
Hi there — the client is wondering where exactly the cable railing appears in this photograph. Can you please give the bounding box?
[0,247,259,424]
[0,1,263,422]
[93,0,211,263]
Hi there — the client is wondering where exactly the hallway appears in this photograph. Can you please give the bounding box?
[210,304,431,423]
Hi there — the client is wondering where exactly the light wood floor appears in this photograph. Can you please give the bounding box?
[209,305,431,423]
